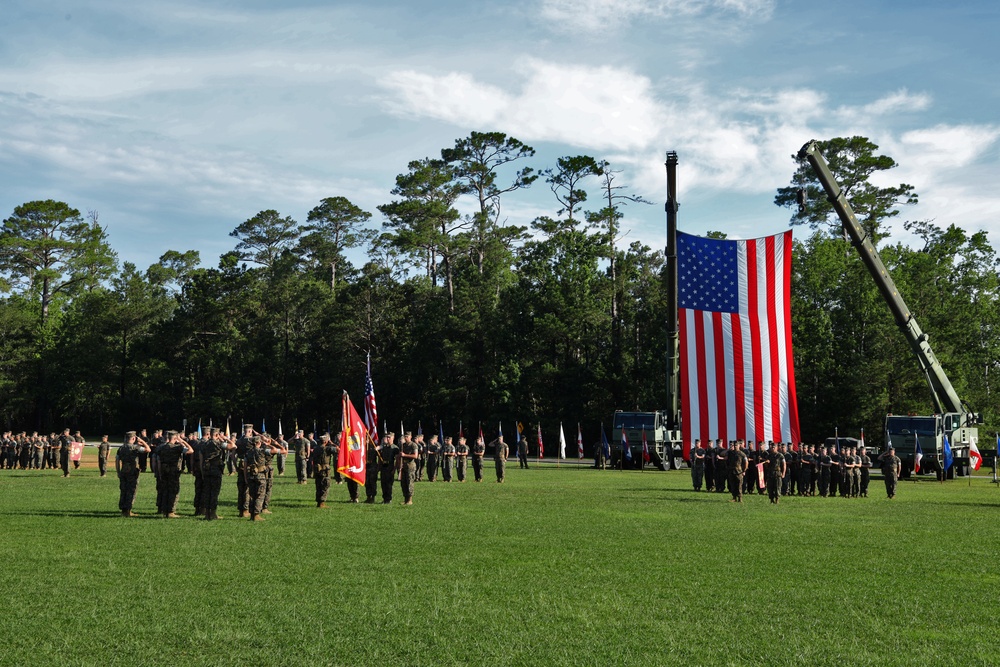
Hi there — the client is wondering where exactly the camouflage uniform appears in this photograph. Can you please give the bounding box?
[726,444,748,502]
[379,436,399,503]
[425,438,441,482]
[880,449,901,499]
[491,438,508,483]
[471,438,486,482]
[859,450,872,497]
[767,449,785,504]
[455,439,469,482]
[714,445,728,493]
[199,434,231,520]
[400,437,419,504]
[116,433,147,516]
[312,437,336,507]
[364,439,380,503]
[291,434,311,484]
[244,438,269,519]
[190,434,207,515]
[58,431,72,477]
[441,440,455,482]
[235,429,254,516]
[97,437,111,476]
[690,443,706,491]
[153,436,185,516]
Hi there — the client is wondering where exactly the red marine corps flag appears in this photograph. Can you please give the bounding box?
[678,231,801,460]
[337,391,367,485]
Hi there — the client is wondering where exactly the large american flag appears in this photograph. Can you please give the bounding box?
[364,353,379,442]
[678,230,800,459]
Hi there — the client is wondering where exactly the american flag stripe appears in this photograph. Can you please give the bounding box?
[679,231,799,457]
[365,354,378,442]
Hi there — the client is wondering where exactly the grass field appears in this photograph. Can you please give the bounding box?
[1,453,999,667]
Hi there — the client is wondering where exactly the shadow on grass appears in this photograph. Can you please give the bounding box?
[0,509,142,519]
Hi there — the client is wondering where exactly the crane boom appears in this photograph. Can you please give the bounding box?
[798,141,966,415]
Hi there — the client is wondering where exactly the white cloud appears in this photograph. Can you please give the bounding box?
[378,58,1000,246]
[381,59,664,152]
[538,0,775,32]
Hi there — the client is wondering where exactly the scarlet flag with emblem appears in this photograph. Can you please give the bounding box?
[577,423,584,459]
[337,391,367,485]
[642,429,651,463]
[537,424,545,459]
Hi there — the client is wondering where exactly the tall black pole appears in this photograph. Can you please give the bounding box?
[665,151,680,432]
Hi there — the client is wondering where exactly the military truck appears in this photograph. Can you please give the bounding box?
[800,142,982,478]
[611,410,678,470]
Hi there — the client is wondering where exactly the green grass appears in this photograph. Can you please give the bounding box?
[1,455,999,666]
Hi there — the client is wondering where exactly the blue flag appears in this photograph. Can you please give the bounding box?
[439,420,444,445]
[499,422,503,440]
[623,428,632,461]
[601,425,611,458]
[943,433,954,471]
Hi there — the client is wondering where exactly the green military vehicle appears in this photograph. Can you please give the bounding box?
[611,410,678,470]
[800,142,982,478]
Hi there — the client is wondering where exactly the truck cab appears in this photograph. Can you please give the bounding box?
[884,413,977,478]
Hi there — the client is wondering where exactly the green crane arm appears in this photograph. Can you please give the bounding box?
[798,141,966,415]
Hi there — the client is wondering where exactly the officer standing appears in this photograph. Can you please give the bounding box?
[879,445,901,499]
[260,433,287,513]
[714,441,728,494]
[97,435,111,477]
[441,436,456,482]
[364,434,381,503]
[198,428,235,520]
[690,439,706,491]
[517,436,529,469]
[291,429,311,484]
[859,446,872,497]
[116,432,150,517]
[245,435,282,520]
[235,424,254,517]
[767,444,786,504]
[399,431,419,505]
[490,435,508,483]
[455,436,469,482]
[726,441,748,502]
[312,434,336,508]
[58,428,72,477]
[425,433,440,482]
[153,431,192,518]
[471,435,486,482]
[379,432,399,504]
[190,429,207,516]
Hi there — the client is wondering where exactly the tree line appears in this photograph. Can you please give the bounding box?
[1,133,997,448]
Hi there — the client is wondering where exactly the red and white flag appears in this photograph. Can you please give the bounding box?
[364,353,379,442]
[641,429,650,463]
[969,437,982,471]
[577,424,584,459]
[537,424,545,459]
[337,391,367,485]
[678,231,801,460]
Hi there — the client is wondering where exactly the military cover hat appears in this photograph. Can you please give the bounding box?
[125,431,137,437]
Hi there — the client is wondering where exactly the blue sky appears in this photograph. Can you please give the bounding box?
[1,0,998,270]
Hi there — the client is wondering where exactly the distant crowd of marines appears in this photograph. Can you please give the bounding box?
[688,439,902,503]
[85,425,514,520]
[1,429,92,477]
